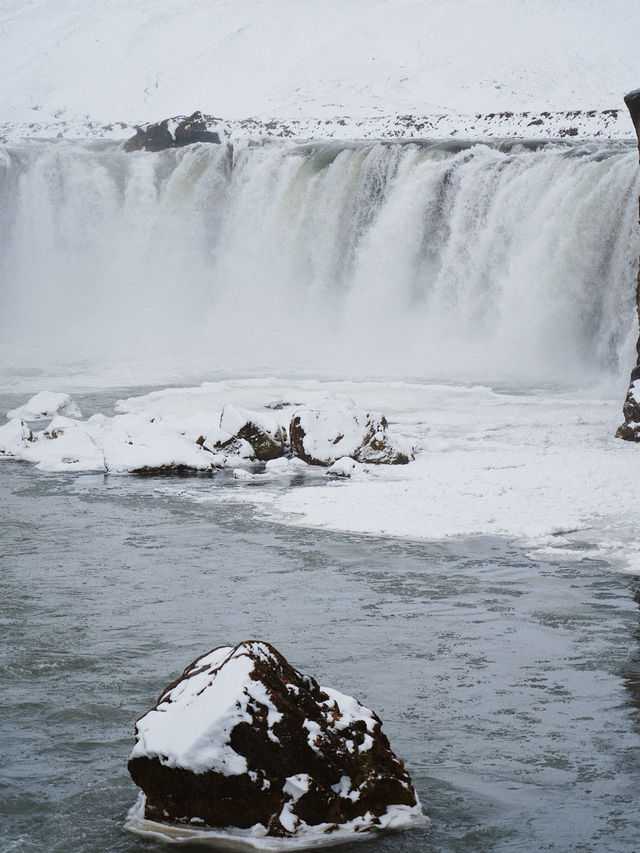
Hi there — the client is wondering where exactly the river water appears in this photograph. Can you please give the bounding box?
[2,389,640,853]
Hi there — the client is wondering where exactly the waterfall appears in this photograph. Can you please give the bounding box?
[1,138,638,385]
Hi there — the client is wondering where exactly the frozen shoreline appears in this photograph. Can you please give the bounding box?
[3,377,640,575]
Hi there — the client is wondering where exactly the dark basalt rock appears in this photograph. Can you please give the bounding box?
[216,405,288,462]
[624,90,640,145]
[617,90,640,441]
[124,111,221,152]
[124,120,173,152]
[234,420,286,461]
[174,111,221,146]
[127,641,418,836]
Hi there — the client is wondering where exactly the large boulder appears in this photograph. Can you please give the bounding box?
[7,391,82,421]
[289,408,412,466]
[127,641,423,842]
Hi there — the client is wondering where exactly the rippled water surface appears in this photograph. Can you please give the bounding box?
[2,391,640,853]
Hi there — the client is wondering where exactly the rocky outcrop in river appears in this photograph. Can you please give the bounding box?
[617,90,640,441]
[127,641,421,840]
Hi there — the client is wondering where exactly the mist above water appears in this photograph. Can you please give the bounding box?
[1,138,638,387]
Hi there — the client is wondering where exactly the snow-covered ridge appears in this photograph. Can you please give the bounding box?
[0,107,633,145]
[1,0,637,136]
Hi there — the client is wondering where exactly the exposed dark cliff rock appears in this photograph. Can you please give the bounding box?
[219,405,287,461]
[617,90,640,441]
[127,641,420,838]
[624,90,640,144]
[124,111,222,152]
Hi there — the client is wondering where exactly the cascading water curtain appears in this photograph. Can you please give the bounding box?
[1,139,638,383]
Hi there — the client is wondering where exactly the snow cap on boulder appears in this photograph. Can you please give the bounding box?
[219,404,287,461]
[127,641,421,840]
[0,418,34,456]
[7,391,82,421]
[289,408,412,466]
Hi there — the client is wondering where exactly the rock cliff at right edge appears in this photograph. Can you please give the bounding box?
[617,89,640,441]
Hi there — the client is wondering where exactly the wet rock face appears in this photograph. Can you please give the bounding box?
[127,641,417,835]
[618,90,640,441]
[124,111,221,152]
[624,90,640,145]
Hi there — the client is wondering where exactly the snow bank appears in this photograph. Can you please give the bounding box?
[0,386,413,473]
[0,418,34,457]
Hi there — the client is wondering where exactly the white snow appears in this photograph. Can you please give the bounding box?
[7,391,81,421]
[220,405,284,443]
[0,418,33,457]
[130,643,283,776]
[0,0,638,141]
[325,458,368,479]
[291,409,374,465]
[279,774,311,833]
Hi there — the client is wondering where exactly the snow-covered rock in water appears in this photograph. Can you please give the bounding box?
[199,427,256,467]
[127,641,422,842]
[289,409,412,466]
[0,418,34,457]
[219,405,287,461]
[7,391,82,421]
[325,457,368,479]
